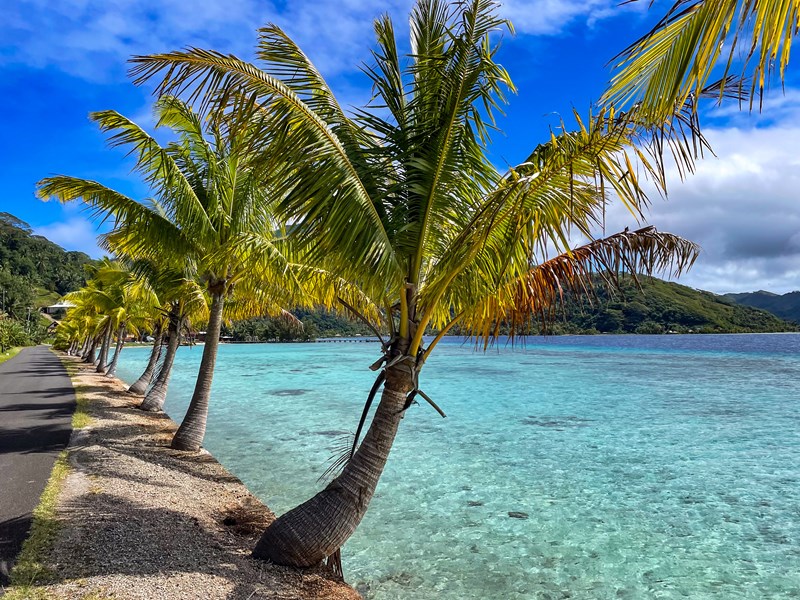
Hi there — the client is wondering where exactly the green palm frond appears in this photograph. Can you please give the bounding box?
[120,0,702,367]
[604,0,799,117]
[455,226,699,349]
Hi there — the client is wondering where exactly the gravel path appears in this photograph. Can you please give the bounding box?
[36,355,359,599]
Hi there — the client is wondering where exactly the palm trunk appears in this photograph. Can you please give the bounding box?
[79,337,90,357]
[84,337,98,363]
[129,325,164,395]
[105,325,126,377]
[170,291,225,451]
[96,324,112,372]
[252,360,414,566]
[140,313,181,412]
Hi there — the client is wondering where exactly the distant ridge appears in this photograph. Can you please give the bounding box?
[538,276,800,335]
[723,290,800,324]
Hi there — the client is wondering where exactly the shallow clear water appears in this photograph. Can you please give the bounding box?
[116,334,800,599]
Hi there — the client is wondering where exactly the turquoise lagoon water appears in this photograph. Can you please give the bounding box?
[115,334,800,599]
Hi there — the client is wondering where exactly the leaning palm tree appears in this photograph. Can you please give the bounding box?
[131,0,702,568]
[103,275,158,379]
[65,259,127,373]
[126,261,210,411]
[122,259,206,397]
[603,0,799,121]
[38,96,302,451]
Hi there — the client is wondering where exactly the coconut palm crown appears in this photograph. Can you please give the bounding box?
[37,96,305,451]
[127,0,699,569]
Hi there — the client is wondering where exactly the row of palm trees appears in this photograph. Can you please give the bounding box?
[39,0,783,575]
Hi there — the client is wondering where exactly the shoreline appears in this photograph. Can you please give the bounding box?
[13,353,358,600]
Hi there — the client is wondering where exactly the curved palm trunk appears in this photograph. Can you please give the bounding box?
[96,324,113,372]
[252,361,414,566]
[170,292,224,451]
[129,325,164,394]
[84,337,98,363]
[79,337,90,357]
[105,325,126,378]
[139,313,181,412]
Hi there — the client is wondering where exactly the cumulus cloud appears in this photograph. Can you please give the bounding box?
[2,0,266,81]
[602,97,800,294]
[34,217,105,258]
[499,0,641,35]
[2,0,638,83]
[2,0,410,81]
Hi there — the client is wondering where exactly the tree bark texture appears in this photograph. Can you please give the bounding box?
[96,324,113,372]
[105,325,126,377]
[170,292,225,451]
[129,325,164,394]
[252,361,414,566]
[84,338,98,363]
[139,313,181,412]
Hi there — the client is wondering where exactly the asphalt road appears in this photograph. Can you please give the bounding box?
[0,346,75,586]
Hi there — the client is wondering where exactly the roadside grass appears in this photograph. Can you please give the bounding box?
[4,452,70,599]
[3,354,108,599]
[0,346,23,365]
[72,387,93,429]
[54,353,93,429]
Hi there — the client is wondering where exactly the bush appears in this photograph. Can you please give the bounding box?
[0,318,32,351]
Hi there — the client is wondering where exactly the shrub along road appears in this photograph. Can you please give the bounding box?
[0,346,75,586]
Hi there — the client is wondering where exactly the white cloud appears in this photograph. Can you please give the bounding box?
[499,0,642,36]
[2,0,413,82]
[2,0,641,83]
[34,217,106,258]
[3,0,267,81]
[601,98,800,294]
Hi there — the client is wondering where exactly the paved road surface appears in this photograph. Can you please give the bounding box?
[0,346,75,586]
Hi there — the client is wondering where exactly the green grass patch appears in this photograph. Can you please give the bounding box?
[53,353,93,429]
[5,451,71,598]
[0,346,23,365]
[72,388,93,430]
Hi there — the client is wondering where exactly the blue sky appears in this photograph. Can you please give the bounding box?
[1,0,799,293]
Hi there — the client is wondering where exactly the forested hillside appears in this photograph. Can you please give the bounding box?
[225,276,798,342]
[724,290,800,324]
[0,212,94,319]
[542,276,798,334]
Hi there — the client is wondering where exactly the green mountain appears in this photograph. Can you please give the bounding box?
[723,290,800,324]
[0,212,95,319]
[228,276,798,342]
[540,276,799,335]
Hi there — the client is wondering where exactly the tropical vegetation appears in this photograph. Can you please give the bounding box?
[38,95,310,451]
[544,275,798,334]
[724,290,800,324]
[604,1,799,133]
[24,0,799,582]
[0,212,92,350]
[123,0,705,569]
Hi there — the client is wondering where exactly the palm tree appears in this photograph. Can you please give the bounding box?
[131,0,702,568]
[64,260,157,377]
[38,96,303,451]
[131,263,210,411]
[603,0,799,121]
[124,260,206,397]
[127,318,164,394]
[65,260,124,373]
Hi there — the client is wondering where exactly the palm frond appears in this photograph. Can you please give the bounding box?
[604,0,798,116]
